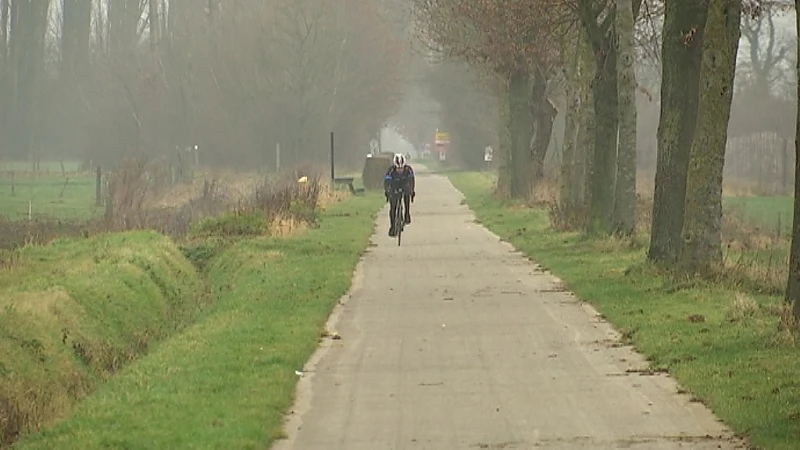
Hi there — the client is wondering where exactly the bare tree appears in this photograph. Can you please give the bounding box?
[739,5,790,96]
[6,0,406,171]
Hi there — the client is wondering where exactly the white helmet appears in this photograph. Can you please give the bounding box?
[393,153,406,168]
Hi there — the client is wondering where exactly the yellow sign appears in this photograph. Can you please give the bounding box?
[434,131,450,144]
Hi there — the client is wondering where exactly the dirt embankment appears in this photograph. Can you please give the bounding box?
[0,231,209,446]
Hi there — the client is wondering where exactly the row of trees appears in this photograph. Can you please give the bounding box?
[412,0,563,200]
[0,0,407,169]
[411,0,639,234]
[412,0,800,324]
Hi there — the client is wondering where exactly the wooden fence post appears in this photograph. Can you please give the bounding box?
[95,166,102,206]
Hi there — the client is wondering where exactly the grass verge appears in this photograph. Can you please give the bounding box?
[15,193,384,449]
[448,172,799,450]
[0,232,207,445]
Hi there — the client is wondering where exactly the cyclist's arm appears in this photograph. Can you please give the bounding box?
[383,167,393,192]
[408,166,415,193]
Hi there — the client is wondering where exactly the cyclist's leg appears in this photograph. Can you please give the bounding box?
[403,193,411,224]
[388,194,399,236]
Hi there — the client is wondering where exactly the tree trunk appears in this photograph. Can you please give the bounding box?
[784,0,800,324]
[530,98,557,184]
[529,68,555,187]
[576,99,594,210]
[7,0,50,160]
[560,41,581,209]
[586,39,618,235]
[0,0,8,158]
[679,0,741,273]
[60,0,92,162]
[0,0,6,63]
[5,0,16,158]
[560,107,578,206]
[509,70,533,199]
[648,0,709,264]
[613,0,637,236]
[576,30,596,210]
[149,0,161,49]
[496,79,512,197]
[61,0,92,79]
[109,0,141,57]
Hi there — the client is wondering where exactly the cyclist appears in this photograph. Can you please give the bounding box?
[383,153,416,237]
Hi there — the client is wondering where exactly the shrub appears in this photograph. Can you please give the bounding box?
[190,211,267,237]
[251,173,322,223]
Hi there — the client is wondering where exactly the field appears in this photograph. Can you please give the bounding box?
[725,196,794,235]
[0,164,367,222]
[0,174,101,220]
[448,172,800,450]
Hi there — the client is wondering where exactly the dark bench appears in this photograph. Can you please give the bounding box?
[334,177,364,195]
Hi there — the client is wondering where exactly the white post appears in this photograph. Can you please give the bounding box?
[28,200,32,221]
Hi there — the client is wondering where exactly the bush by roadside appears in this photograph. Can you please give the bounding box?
[448,172,800,450]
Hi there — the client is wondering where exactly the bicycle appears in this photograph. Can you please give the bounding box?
[390,188,405,246]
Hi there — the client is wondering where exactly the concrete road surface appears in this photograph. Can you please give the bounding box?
[272,173,746,450]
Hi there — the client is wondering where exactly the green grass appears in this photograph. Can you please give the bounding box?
[448,172,800,450]
[725,196,793,234]
[0,174,100,220]
[0,231,207,445]
[14,193,384,449]
[190,211,269,237]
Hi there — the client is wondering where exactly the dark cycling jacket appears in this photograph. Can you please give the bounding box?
[384,165,415,195]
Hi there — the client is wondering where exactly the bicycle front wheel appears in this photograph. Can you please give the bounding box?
[396,201,403,246]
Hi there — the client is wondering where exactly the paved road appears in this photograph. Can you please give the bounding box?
[273,173,745,450]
